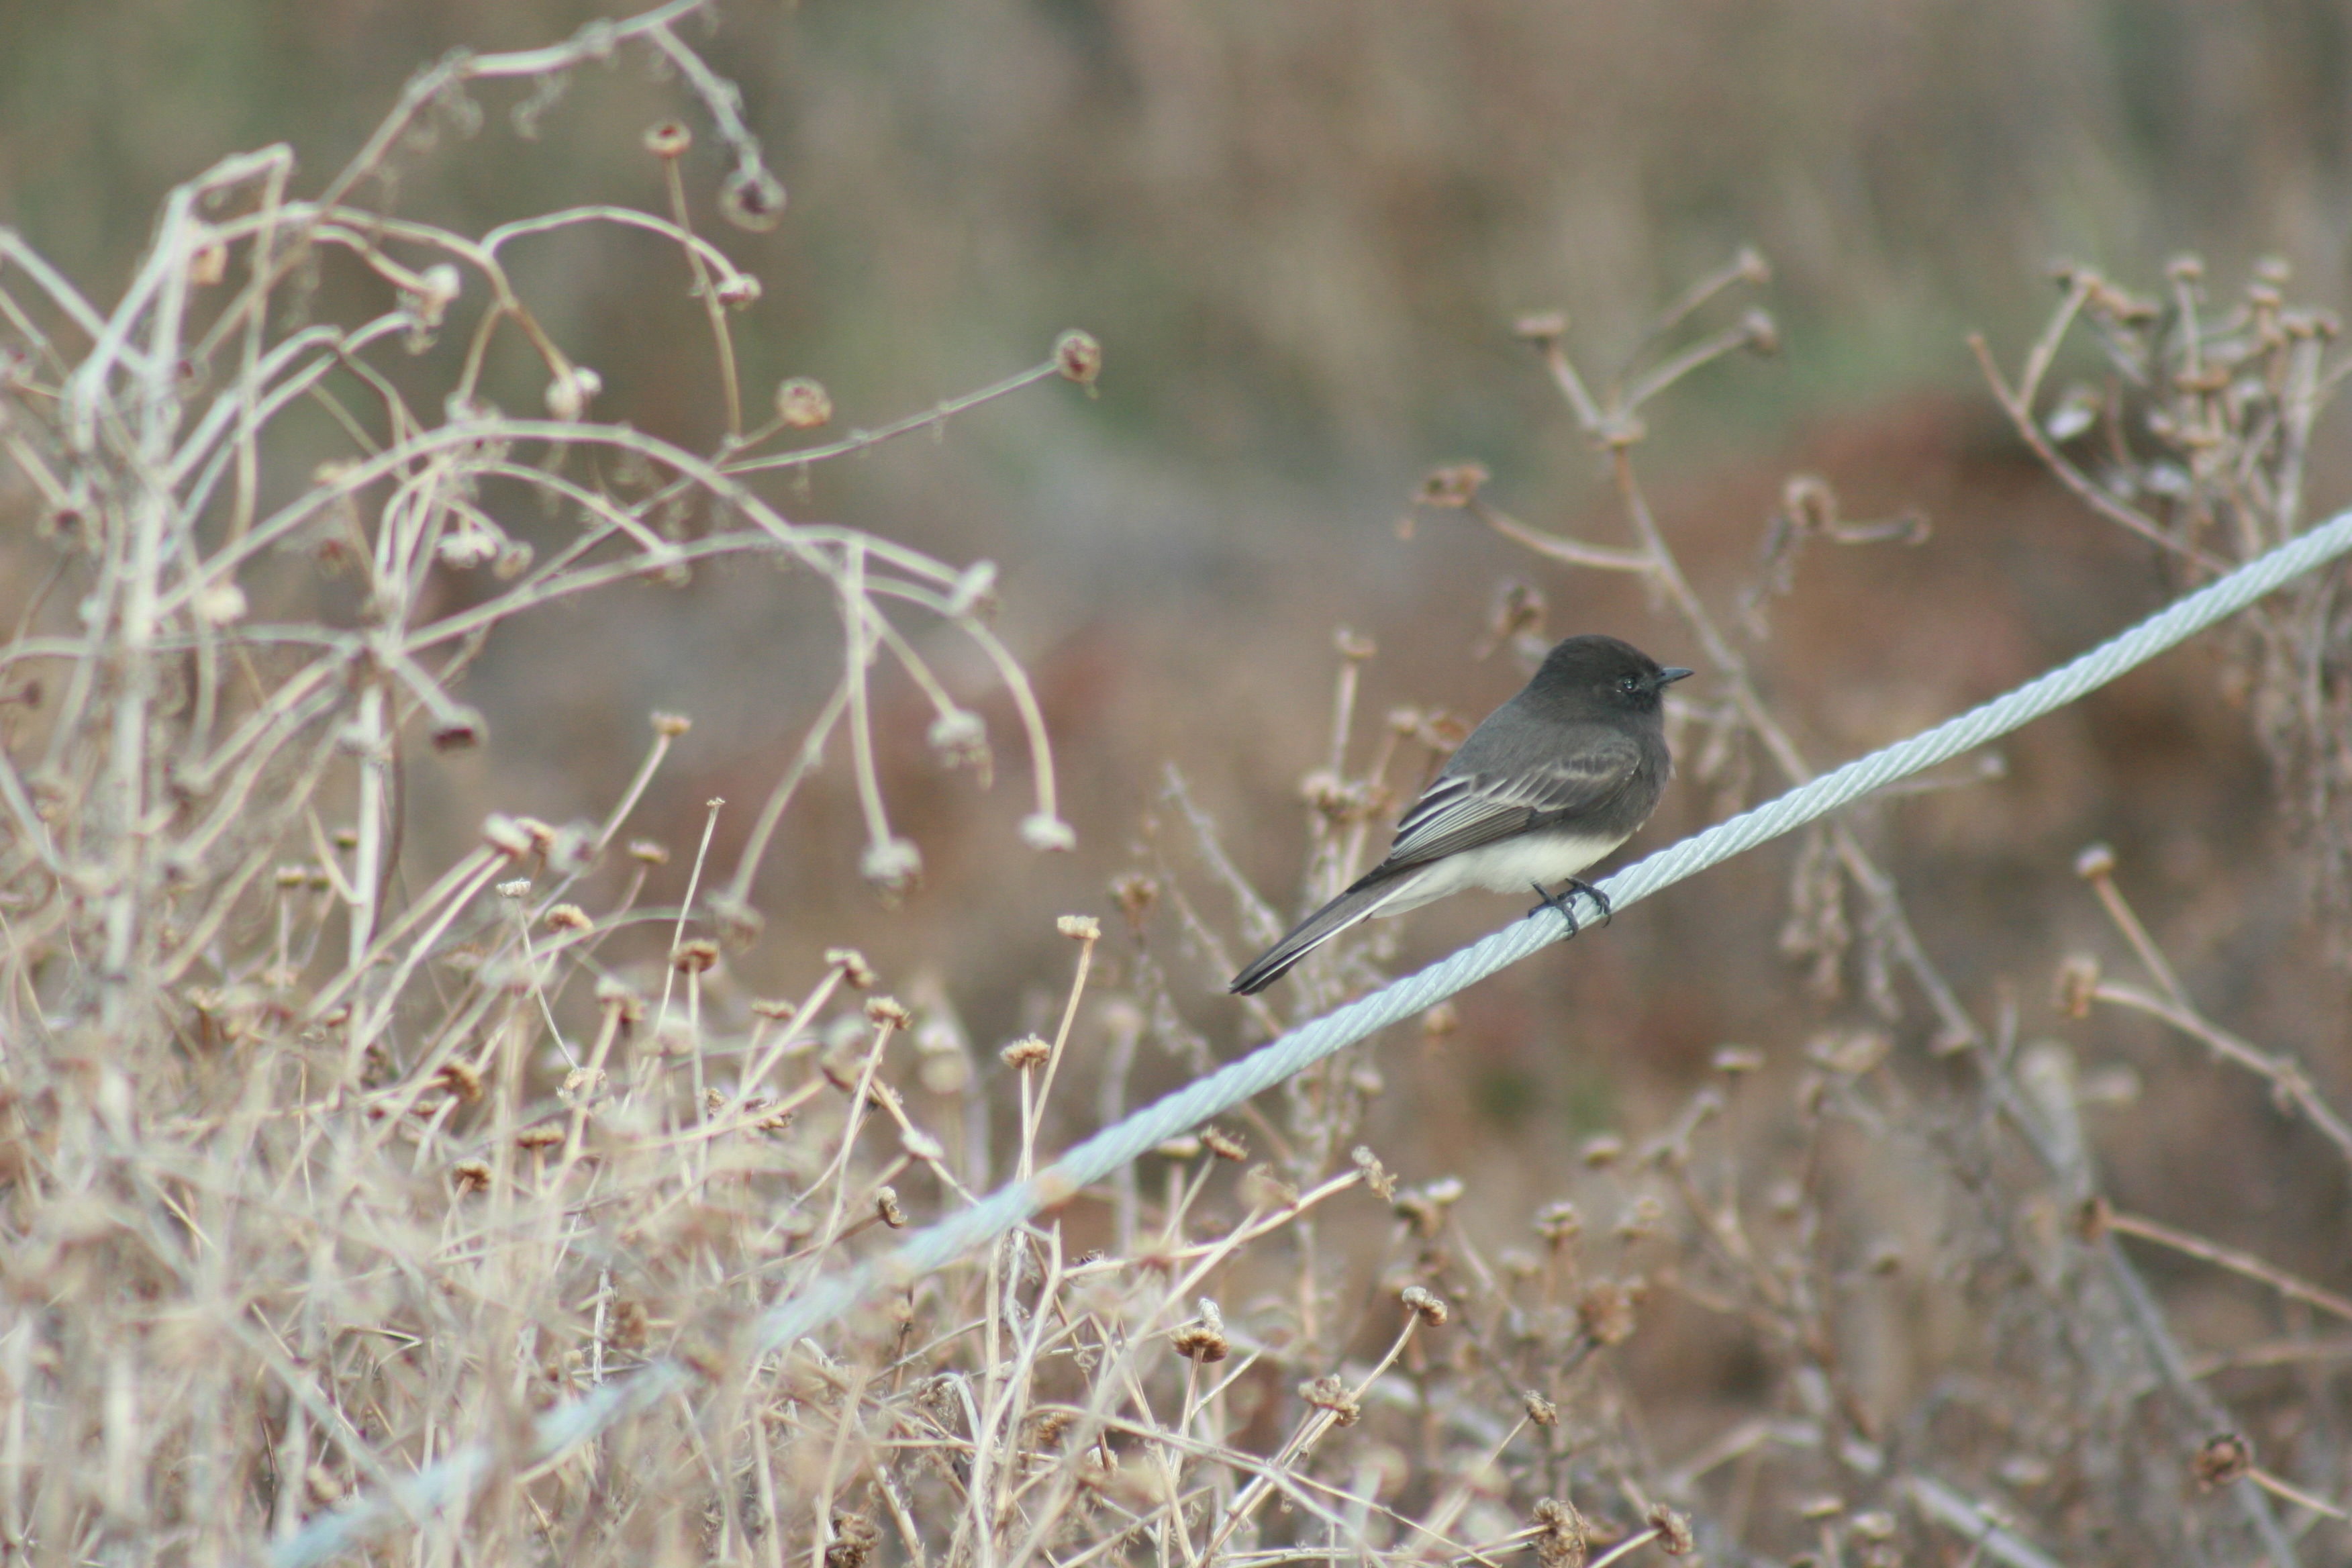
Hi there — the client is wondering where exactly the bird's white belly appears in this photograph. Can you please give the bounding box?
[1372,832,1628,916]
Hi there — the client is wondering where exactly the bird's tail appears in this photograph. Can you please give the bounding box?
[1228,869,1414,995]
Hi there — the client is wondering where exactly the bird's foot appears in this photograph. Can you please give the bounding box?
[1526,878,1611,933]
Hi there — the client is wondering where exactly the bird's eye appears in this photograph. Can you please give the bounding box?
[1618,675,1640,694]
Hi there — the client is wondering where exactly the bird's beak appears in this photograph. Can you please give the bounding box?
[1659,667,1695,687]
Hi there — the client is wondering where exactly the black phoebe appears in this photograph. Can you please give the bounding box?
[1230,634,1690,995]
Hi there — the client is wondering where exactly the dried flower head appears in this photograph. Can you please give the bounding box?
[2055,954,2102,1018]
[926,708,986,767]
[2073,841,2116,880]
[1199,1126,1248,1162]
[2194,1432,2253,1489]
[776,377,832,429]
[543,903,592,934]
[436,1061,483,1104]
[1646,1504,1694,1555]
[1000,1036,1052,1069]
[1299,1373,1361,1425]
[671,939,720,974]
[1020,814,1077,852]
[1054,328,1103,385]
[1536,1202,1583,1246]
[626,838,671,865]
[1057,914,1101,941]
[482,814,536,857]
[826,948,877,988]
[1351,1146,1396,1202]
[642,120,691,158]
[650,712,692,738]
[823,1514,879,1568]
[1524,1389,1560,1428]
[864,995,912,1028]
[1173,1300,1228,1362]
[1400,1285,1449,1326]
[1514,310,1570,343]
[719,164,788,231]
[875,1187,907,1228]
[543,365,601,420]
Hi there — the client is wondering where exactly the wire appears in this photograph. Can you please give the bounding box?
[274,506,2352,1567]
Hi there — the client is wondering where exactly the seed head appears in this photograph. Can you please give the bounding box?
[1646,1504,1694,1555]
[1173,1300,1229,1362]
[2055,954,2102,1018]
[1299,1373,1361,1425]
[1000,1035,1052,1069]
[1532,1498,1587,1568]
[2193,1432,2253,1489]
[720,165,787,232]
[1514,310,1569,344]
[544,366,601,420]
[1020,814,1077,852]
[1400,1285,1449,1326]
[1712,1044,1766,1073]
[777,377,832,429]
[1053,328,1103,385]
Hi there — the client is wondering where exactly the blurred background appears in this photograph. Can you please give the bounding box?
[6,1,2352,1547]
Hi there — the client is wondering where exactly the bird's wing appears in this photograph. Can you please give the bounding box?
[1381,730,1643,869]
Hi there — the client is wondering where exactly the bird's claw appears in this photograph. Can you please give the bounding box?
[1527,878,1612,934]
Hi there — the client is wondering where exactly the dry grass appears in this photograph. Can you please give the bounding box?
[4,5,2352,1566]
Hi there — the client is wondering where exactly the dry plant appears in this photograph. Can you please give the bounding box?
[7,0,2352,1558]
[1139,254,2352,1564]
[1972,257,2352,926]
[0,1,1125,1559]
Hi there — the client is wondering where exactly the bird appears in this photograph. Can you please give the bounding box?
[1229,634,1690,995]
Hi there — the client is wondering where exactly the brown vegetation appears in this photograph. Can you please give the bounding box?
[3,4,2351,1566]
